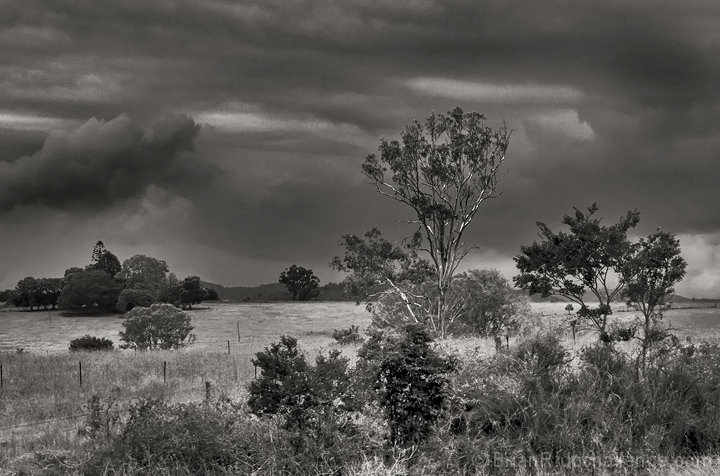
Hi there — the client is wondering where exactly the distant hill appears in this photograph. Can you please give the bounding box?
[202,281,351,302]
[203,281,719,305]
[524,291,719,305]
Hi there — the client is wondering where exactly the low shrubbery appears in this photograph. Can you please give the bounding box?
[69,335,114,352]
[332,324,363,344]
[65,328,720,474]
[82,398,281,474]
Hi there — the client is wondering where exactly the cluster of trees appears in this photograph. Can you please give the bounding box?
[515,204,687,360]
[1,241,219,313]
[2,277,64,310]
[332,107,686,351]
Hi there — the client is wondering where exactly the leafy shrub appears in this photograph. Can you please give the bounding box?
[512,330,569,393]
[248,336,310,423]
[247,336,369,468]
[333,325,363,345]
[69,335,114,352]
[119,303,194,350]
[357,324,458,446]
[447,269,531,338]
[248,336,354,429]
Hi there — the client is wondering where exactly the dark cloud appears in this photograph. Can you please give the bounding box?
[2,0,720,296]
[0,114,214,212]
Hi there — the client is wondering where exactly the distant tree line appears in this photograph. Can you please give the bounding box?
[0,241,219,313]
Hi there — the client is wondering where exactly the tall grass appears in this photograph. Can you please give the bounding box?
[5,304,720,474]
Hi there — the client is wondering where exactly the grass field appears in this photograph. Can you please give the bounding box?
[2,301,720,473]
[0,301,373,354]
[2,301,718,354]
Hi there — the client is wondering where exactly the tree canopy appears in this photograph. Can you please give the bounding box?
[117,254,170,299]
[88,241,121,277]
[340,108,511,335]
[279,265,320,301]
[58,269,123,312]
[514,204,641,338]
[622,230,687,367]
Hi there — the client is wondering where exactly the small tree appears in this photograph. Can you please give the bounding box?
[248,336,352,432]
[358,324,457,446]
[180,276,204,309]
[331,228,433,327]
[514,204,640,340]
[119,303,194,350]
[38,278,63,309]
[622,230,687,370]
[356,107,511,336]
[279,265,320,301]
[14,277,39,310]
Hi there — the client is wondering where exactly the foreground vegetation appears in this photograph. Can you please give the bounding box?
[3,319,720,475]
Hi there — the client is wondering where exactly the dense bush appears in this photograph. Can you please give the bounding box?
[447,269,531,338]
[248,336,355,428]
[357,324,458,446]
[67,328,720,475]
[69,335,114,352]
[438,335,720,474]
[333,324,363,345]
[119,303,194,350]
[247,336,382,470]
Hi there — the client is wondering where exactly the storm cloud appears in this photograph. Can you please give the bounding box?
[0,114,213,212]
[2,0,720,297]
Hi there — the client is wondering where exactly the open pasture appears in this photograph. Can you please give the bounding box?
[0,301,373,354]
[2,301,719,354]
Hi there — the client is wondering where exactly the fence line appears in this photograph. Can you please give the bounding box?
[0,379,220,435]
[0,412,89,432]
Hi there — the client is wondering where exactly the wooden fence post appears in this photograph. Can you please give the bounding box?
[205,381,211,401]
[79,361,83,387]
[163,361,167,383]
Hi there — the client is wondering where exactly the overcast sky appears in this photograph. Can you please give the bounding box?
[2,0,720,297]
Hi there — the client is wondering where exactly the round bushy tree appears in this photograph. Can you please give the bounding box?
[119,303,194,350]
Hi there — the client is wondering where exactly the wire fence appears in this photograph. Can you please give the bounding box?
[0,379,223,439]
[0,412,89,433]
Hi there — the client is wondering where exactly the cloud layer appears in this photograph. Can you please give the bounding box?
[2,0,720,297]
[0,114,213,212]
